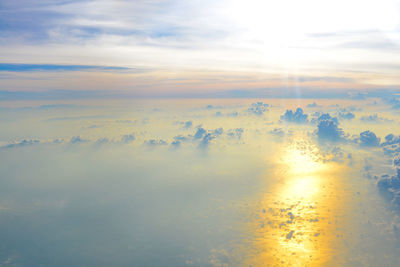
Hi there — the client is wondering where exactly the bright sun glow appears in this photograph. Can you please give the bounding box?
[283,142,326,176]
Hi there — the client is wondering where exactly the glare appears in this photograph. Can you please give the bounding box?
[283,142,325,176]
[246,140,346,265]
[222,0,400,68]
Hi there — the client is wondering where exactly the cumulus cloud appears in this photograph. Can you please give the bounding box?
[316,118,344,142]
[121,134,135,144]
[338,111,355,120]
[144,139,167,146]
[394,157,400,167]
[359,130,380,147]
[95,138,110,146]
[198,128,226,149]
[170,135,188,149]
[173,135,189,142]
[280,108,308,123]
[312,113,338,124]
[307,102,321,108]
[198,133,214,149]
[170,140,181,148]
[213,128,223,136]
[382,134,400,147]
[169,127,227,150]
[53,138,64,144]
[248,102,269,116]
[2,139,40,149]
[381,134,400,156]
[383,97,400,109]
[227,128,243,139]
[176,127,225,149]
[4,134,139,148]
[377,163,400,207]
[174,120,193,129]
[330,147,344,162]
[193,127,207,140]
[205,105,222,109]
[184,121,193,129]
[70,136,88,144]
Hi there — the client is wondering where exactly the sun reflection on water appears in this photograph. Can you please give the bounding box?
[244,139,349,266]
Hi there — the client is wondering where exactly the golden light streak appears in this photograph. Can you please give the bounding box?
[243,139,350,266]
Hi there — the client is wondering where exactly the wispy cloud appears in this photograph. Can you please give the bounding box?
[0,0,400,96]
[0,63,133,72]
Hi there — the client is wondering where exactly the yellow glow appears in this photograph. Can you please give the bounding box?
[242,139,350,266]
[283,143,325,175]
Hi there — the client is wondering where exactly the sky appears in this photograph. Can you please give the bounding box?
[2,1,400,266]
[1,0,400,98]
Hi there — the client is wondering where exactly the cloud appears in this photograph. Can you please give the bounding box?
[0,63,133,73]
[360,114,392,123]
[338,112,355,120]
[144,139,167,146]
[1,139,40,149]
[382,134,400,146]
[226,111,238,117]
[170,127,226,149]
[0,90,133,101]
[312,113,338,124]
[4,94,400,264]
[205,105,223,109]
[381,134,400,156]
[53,138,64,144]
[38,104,83,109]
[248,102,269,116]
[173,135,189,142]
[0,129,263,266]
[227,128,243,139]
[121,134,135,144]
[306,102,321,108]
[316,118,344,142]
[198,128,225,149]
[174,121,193,129]
[184,121,192,129]
[359,130,380,147]
[330,147,345,163]
[377,161,400,208]
[88,124,102,129]
[199,133,215,149]
[181,127,225,149]
[213,128,223,136]
[1,0,399,99]
[383,97,400,109]
[170,140,182,148]
[0,138,66,149]
[214,111,223,117]
[116,119,134,124]
[280,108,308,124]
[269,128,286,137]
[193,127,206,140]
[70,136,88,144]
[95,138,110,146]
[298,76,354,83]
[394,157,400,168]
